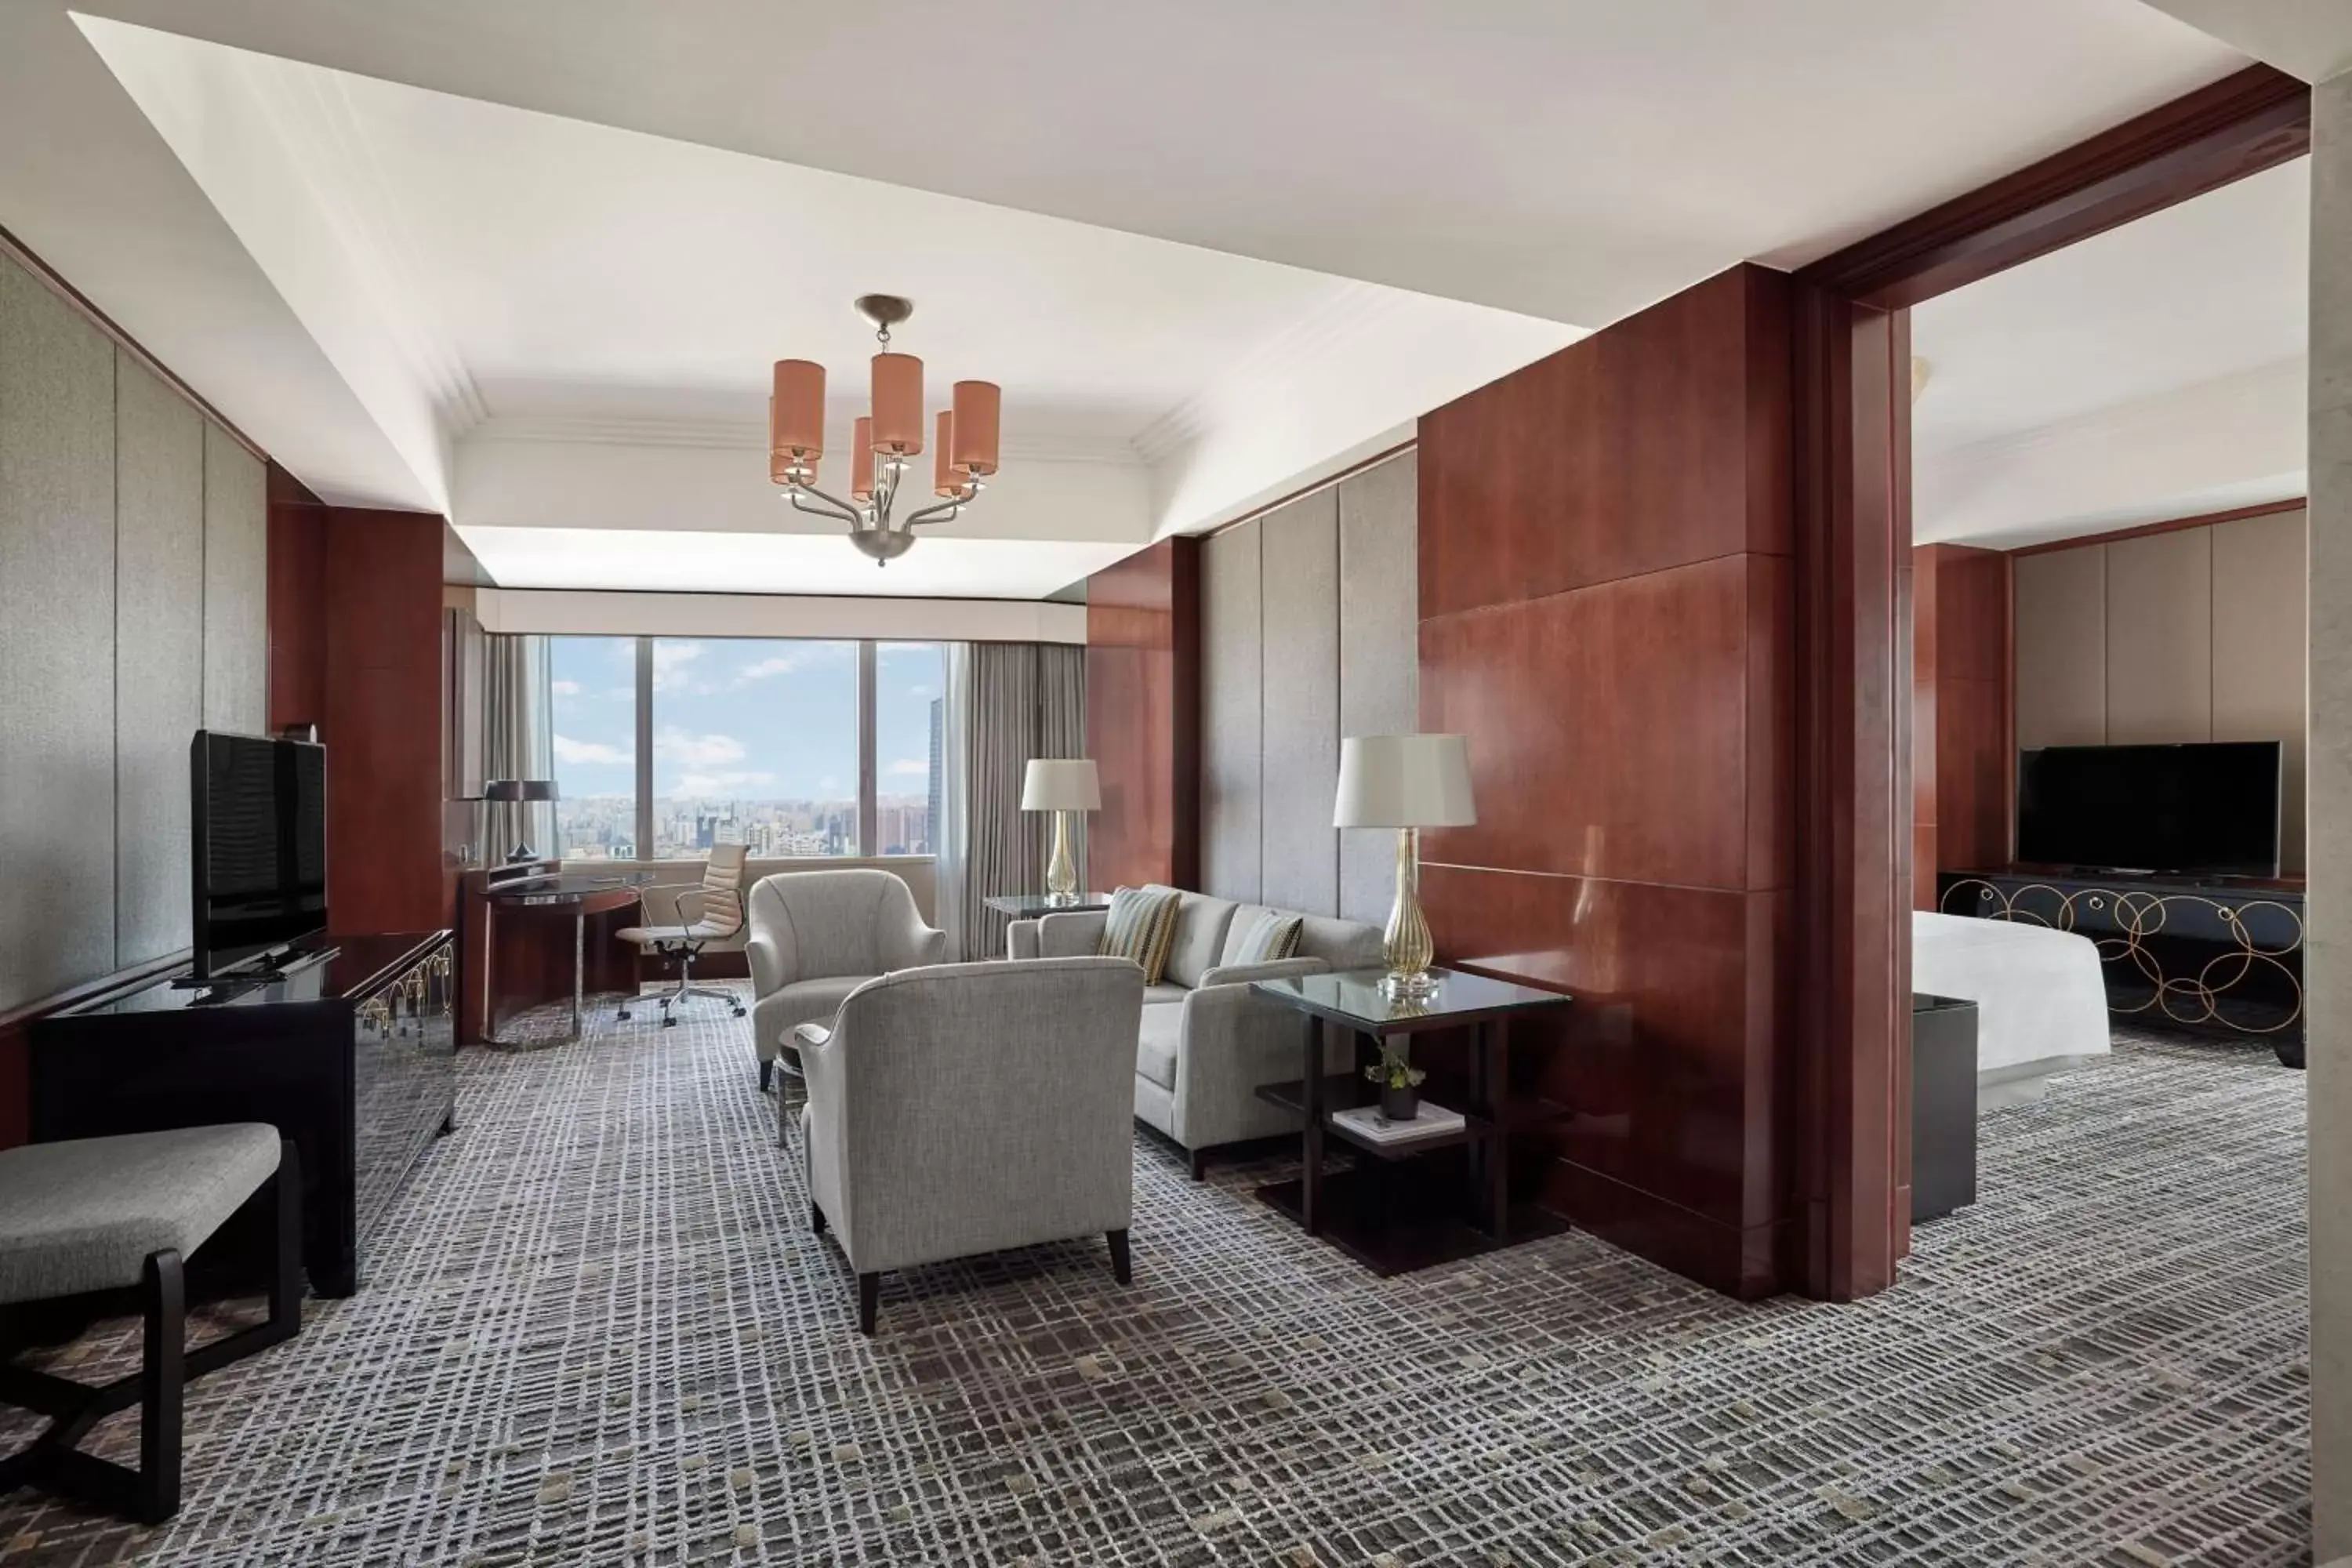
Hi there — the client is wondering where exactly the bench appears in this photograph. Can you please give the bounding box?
[0,1125,303,1523]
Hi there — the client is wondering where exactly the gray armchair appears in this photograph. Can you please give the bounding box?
[746,869,946,1091]
[797,957,1145,1334]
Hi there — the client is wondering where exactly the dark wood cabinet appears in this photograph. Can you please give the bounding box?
[27,933,456,1296]
[1937,867,2304,1066]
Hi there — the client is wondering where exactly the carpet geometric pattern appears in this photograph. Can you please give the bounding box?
[0,991,2310,1567]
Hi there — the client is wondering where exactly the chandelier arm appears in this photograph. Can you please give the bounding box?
[902,483,978,528]
[786,487,866,525]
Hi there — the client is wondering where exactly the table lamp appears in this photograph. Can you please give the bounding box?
[483,779,561,862]
[1020,759,1101,904]
[1333,735,1476,997]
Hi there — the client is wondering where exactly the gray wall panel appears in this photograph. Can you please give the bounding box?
[1258,488,1341,916]
[202,422,267,732]
[115,353,205,964]
[1201,520,1263,902]
[0,257,118,1011]
[2014,546,2108,750]
[2105,528,2213,745]
[2210,509,2308,873]
[1337,452,1420,926]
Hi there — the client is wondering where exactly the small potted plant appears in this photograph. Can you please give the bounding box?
[1365,1044,1426,1123]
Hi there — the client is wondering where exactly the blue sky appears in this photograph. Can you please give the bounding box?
[549,637,942,801]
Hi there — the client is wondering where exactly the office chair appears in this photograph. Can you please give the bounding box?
[617,843,750,1026]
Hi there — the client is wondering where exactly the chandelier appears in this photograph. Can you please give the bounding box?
[767,295,1001,564]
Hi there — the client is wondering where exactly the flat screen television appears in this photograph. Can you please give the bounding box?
[191,730,328,980]
[2015,740,2282,878]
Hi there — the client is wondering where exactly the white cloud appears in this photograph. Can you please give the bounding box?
[735,642,855,686]
[652,641,705,690]
[551,678,581,697]
[654,727,747,768]
[674,770,776,796]
[553,734,630,766]
[885,757,927,777]
[906,684,936,699]
[817,775,841,794]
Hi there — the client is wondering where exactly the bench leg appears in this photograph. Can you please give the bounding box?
[137,1250,185,1523]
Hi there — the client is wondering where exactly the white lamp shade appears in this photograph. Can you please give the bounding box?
[1021,758,1102,812]
[1333,734,1476,829]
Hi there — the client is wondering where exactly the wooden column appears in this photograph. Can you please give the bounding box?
[1085,537,1200,891]
[1417,264,1797,1298]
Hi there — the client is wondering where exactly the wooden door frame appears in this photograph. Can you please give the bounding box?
[1787,63,2310,1300]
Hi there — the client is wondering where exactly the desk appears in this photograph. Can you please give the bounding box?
[461,865,654,1046]
[1249,967,1574,1276]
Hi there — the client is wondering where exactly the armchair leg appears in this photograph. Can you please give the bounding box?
[1107,1229,1132,1286]
[856,1272,880,1336]
[1188,1147,1208,1182]
[760,1058,775,1093]
[810,1202,826,1236]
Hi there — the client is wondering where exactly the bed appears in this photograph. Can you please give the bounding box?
[1914,910,2111,1108]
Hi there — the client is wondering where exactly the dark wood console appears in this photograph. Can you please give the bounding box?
[1936,867,2303,1068]
[27,932,456,1296]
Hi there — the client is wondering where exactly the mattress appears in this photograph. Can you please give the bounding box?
[1913,910,2111,1081]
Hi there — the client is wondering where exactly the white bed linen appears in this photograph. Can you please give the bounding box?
[1914,910,2111,1091]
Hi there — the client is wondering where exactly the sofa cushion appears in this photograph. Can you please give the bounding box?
[1228,911,1303,965]
[1156,888,1239,989]
[1294,913,1385,971]
[1134,1002,1183,1091]
[1218,905,1282,967]
[1098,887,1182,985]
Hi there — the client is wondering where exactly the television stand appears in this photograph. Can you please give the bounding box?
[1936,866,2303,1067]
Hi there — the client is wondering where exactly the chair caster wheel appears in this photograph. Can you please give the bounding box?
[663,1015,677,1029]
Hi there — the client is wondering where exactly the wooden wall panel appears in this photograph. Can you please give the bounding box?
[1201,520,1262,903]
[1421,267,1790,620]
[2105,528,2213,744]
[323,508,452,935]
[1416,263,1795,1299]
[1085,538,1200,892]
[2015,546,2108,749]
[114,354,206,966]
[1911,544,2013,888]
[1258,491,1340,915]
[267,464,328,731]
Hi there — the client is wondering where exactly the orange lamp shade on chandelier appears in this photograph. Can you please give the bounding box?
[850,416,876,503]
[767,294,1001,564]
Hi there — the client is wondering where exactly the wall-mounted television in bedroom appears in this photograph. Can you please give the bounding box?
[2016,740,2282,879]
[191,729,329,980]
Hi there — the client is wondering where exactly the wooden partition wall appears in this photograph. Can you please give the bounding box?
[1912,545,2013,906]
[1084,537,1200,891]
[1417,264,1798,1298]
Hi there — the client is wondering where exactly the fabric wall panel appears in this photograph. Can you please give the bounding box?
[0,257,118,1011]
[202,422,268,732]
[2104,528,2212,745]
[1258,489,1340,916]
[114,353,205,964]
[1201,519,1263,903]
[1337,452,1420,926]
[2013,546,2108,750]
[2212,508,2309,872]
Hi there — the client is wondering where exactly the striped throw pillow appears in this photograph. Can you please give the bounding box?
[1097,886,1182,985]
[1228,912,1303,966]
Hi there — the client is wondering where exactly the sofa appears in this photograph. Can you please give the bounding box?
[797,956,1145,1334]
[746,869,946,1090]
[1008,887,1383,1175]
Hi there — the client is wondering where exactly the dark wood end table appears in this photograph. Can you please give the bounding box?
[1247,967,1575,1276]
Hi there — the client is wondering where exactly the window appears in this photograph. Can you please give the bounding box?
[875,642,948,855]
[548,636,638,860]
[543,635,946,863]
[650,637,859,860]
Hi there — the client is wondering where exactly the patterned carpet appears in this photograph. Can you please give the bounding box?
[0,990,2311,1567]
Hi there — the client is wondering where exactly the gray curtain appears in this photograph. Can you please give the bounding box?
[484,633,556,860]
[956,642,1086,960]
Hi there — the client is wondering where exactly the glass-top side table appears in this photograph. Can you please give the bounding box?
[1249,965,1575,1275]
[982,892,1115,920]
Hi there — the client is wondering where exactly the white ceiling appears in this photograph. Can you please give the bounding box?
[2140,0,2352,82]
[0,0,2276,595]
[1911,158,2310,547]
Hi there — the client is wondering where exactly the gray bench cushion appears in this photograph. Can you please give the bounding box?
[0,1125,282,1305]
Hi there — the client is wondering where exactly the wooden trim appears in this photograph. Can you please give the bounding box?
[1800,64,2310,311]
[1199,439,1418,540]
[2005,496,2308,557]
[0,220,269,466]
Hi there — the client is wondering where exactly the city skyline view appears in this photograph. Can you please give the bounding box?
[548,636,945,859]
